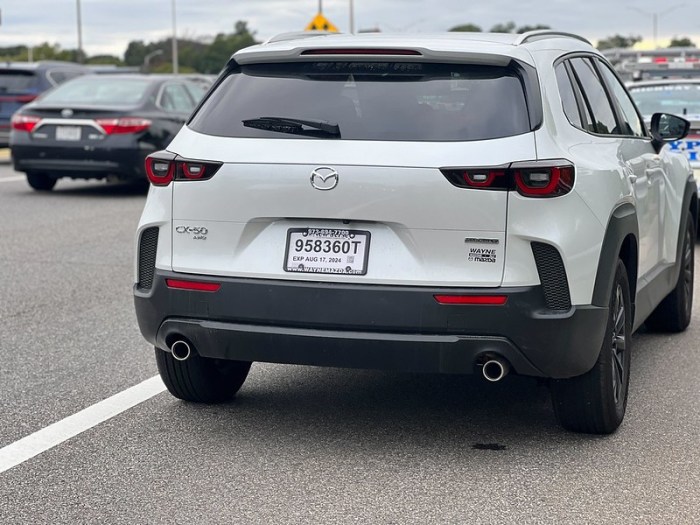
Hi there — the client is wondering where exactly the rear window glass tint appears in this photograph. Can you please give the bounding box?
[569,58,618,135]
[41,77,153,106]
[189,62,531,142]
[555,63,583,128]
[0,70,38,92]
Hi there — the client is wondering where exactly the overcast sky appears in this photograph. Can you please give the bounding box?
[0,0,697,57]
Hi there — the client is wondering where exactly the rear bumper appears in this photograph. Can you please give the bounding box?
[10,142,151,180]
[134,270,608,379]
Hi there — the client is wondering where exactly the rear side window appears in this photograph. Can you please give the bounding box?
[569,58,618,135]
[0,70,38,93]
[160,83,195,112]
[555,63,583,128]
[47,69,85,86]
[189,62,532,141]
[596,60,645,137]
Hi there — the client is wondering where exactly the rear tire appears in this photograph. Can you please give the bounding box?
[645,217,694,332]
[26,172,57,191]
[551,259,632,434]
[155,347,251,403]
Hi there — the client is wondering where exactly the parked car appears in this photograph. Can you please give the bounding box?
[10,74,208,190]
[134,31,696,434]
[0,61,89,146]
[628,79,700,179]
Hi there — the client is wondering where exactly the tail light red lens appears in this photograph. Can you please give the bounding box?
[11,114,40,133]
[145,151,222,186]
[96,117,151,135]
[182,163,206,179]
[441,160,575,198]
[145,154,175,186]
[0,94,38,103]
[514,165,574,197]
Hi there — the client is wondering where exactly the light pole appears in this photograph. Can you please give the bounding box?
[143,49,164,73]
[171,0,179,75]
[629,4,685,49]
[76,0,84,62]
[349,0,355,34]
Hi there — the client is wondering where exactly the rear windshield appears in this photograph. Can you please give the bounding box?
[188,62,531,141]
[0,70,37,93]
[629,83,700,118]
[40,76,153,106]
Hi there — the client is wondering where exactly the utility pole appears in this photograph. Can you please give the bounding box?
[629,4,685,49]
[76,0,84,62]
[349,0,355,34]
[171,0,179,75]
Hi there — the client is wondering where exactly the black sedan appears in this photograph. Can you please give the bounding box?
[10,74,208,191]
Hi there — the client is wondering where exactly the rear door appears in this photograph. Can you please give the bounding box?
[567,56,662,278]
[169,59,540,287]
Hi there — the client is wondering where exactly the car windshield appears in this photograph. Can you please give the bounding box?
[0,70,37,93]
[40,76,153,106]
[189,61,531,142]
[629,83,700,118]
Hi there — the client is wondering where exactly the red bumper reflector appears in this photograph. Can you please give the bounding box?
[434,294,508,305]
[166,279,221,292]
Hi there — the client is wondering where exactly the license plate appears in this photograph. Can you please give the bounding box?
[55,126,81,141]
[284,228,370,275]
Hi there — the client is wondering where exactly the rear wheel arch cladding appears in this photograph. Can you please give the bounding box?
[592,204,639,310]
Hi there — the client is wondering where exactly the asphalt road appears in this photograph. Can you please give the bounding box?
[0,164,698,524]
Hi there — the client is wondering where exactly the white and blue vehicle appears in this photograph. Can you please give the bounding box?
[628,79,700,181]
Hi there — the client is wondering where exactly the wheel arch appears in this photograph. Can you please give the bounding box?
[592,203,639,311]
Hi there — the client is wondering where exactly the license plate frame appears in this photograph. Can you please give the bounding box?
[55,126,82,141]
[284,228,371,275]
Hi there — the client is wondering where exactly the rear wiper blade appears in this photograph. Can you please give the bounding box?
[242,116,340,138]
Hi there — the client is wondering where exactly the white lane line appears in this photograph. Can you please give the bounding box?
[0,176,25,183]
[0,375,165,474]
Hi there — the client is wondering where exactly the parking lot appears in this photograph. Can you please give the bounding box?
[0,163,698,524]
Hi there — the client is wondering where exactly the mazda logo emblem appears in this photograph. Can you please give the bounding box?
[61,108,74,118]
[310,167,339,191]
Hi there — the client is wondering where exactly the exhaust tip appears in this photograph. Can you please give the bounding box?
[171,340,192,361]
[482,358,509,382]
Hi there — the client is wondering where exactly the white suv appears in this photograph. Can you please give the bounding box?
[134,31,696,434]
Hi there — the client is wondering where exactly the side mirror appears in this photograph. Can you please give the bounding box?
[650,112,690,154]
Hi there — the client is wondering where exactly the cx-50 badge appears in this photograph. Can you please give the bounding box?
[176,225,208,240]
[310,167,339,191]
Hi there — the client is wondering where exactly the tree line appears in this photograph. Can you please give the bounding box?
[0,20,696,72]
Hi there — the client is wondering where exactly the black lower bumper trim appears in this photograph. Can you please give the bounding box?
[155,318,543,376]
[135,270,608,378]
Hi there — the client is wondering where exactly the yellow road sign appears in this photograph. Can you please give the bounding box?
[305,12,339,32]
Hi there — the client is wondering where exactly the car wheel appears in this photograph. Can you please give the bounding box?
[26,172,57,191]
[155,347,252,403]
[645,217,694,332]
[551,259,632,434]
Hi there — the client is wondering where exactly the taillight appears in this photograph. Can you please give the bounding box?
[145,153,175,186]
[441,160,575,198]
[145,151,222,186]
[301,48,422,56]
[513,165,574,197]
[96,117,151,134]
[0,94,38,103]
[11,114,40,133]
